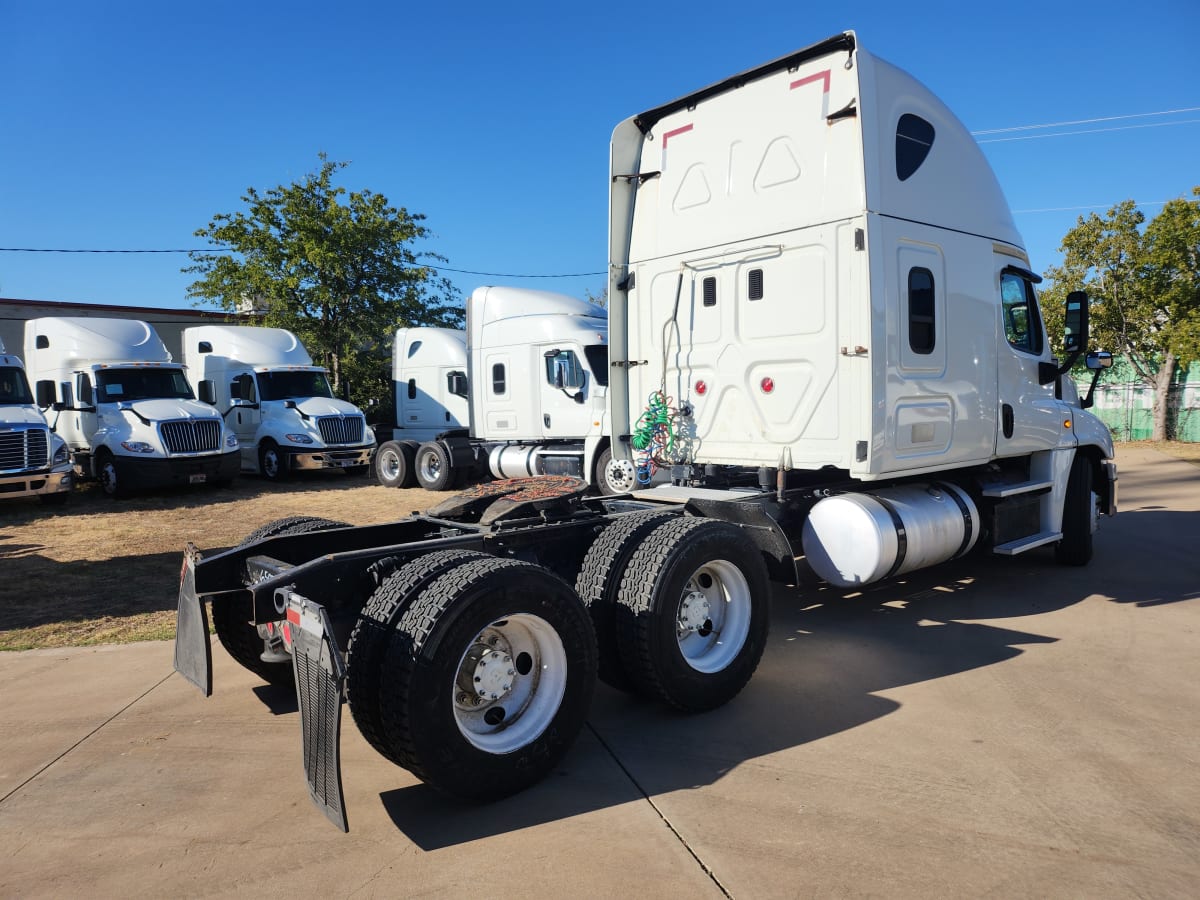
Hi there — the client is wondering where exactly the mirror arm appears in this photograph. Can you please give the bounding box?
[1081,368,1103,409]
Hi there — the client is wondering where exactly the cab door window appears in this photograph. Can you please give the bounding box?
[1000,273,1044,355]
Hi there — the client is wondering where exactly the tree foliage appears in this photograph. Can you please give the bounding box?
[184,155,463,418]
[1042,188,1200,440]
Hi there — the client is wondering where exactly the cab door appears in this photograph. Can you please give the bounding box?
[994,262,1062,455]
[231,372,261,468]
[539,345,592,439]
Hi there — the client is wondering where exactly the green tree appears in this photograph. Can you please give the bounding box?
[1042,189,1200,441]
[184,155,463,415]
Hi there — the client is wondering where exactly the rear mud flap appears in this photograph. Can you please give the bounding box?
[173,544,212,696]
[286,593,349,832]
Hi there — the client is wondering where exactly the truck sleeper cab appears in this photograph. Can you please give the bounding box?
[182,326,375,482]
[173,31,1117,831]
[25,318,239,498]
[0,339,73,503]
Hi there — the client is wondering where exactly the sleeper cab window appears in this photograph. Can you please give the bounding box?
[1000,273,1044,355]
[908,267,936,354]
[896,114,935,181]
[492,363,506,395]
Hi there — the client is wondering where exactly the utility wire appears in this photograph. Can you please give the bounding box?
[971,105,1200,135]
[977,118,1200,144]
[0,247,606,278]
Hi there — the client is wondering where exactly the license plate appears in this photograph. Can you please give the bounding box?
[189,474,207,484]
[336,460,353,467]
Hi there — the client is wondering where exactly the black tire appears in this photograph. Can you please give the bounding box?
[615,518,769,712]
[414,441,454,491]
[258,440,288,482]
[211,516,351,687]
[95,449,125,499]
[347,549,490,763]
[1056,453,1095,566]
[575,510,678,691]
[375,440,417,488]
[593,446,635,496]
[377,556,597,800]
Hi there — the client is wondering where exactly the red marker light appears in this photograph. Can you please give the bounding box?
[695,380,707,395]
[760,377,775,393]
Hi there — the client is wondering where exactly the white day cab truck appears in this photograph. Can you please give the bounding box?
[182,326,375,481]
[0,336,73,504]
[375,286,627,494]
[26,318,240,498]
[174,32,1116,831]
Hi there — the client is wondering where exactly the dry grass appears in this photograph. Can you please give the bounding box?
[0,473,435,651]
[4,441,1196,652]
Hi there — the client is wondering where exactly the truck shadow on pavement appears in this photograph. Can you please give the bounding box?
[377,505,1199,848]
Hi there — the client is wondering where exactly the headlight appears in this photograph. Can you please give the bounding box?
[285,433,314,445]
[226,434,239,448]
[53,444,69,465]
[121,441,156,453]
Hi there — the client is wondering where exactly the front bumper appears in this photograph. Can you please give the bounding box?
[115,449,241,490]
[0,465,74,500]
[288,445,374,472]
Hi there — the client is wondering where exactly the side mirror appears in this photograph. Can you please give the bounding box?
[198,380,216,405]
[447,371,468,398]
[228,379,242,401]
[1086,351,1113,370]
[36,380,56,408]
[1063,290,1089,355]
[553,359,584,392]
[77,377,93,407]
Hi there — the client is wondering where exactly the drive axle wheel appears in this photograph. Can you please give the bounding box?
[375,440,416,488]
[211,516,350,687]
[615,518,769,712]
[347,548,490,763]
[414,441,454,491]
[377,556,597,800]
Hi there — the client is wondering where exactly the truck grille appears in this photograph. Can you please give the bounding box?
[317,416,363,445]
[0,428,49,472]
[159,419,221,454]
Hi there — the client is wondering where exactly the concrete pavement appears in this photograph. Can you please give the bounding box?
[1,447,1198,897]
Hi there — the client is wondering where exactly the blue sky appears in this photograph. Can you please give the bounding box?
[1,1,1197,312]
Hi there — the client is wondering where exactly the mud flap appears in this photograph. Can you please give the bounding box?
[285,593,349,832]
[173,544,212,696]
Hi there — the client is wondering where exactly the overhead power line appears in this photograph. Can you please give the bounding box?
[971,105,1200,136]
[1012,200,1173,214]
[0,247,605,278]
[976,118,1200,144]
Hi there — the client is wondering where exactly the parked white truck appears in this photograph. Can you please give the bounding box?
[26,317,240,497]
[375,286,626,493]
[181,326,375,481]
[175,32,1116,831]
[0,336,73,504]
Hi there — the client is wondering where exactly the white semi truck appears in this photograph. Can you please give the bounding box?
[26,317,240,497]
[0,336,73,504]
[375,286,627,493]
[174,32,1116,831]
[181,326,375,481]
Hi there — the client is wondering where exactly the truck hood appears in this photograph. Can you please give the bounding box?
[280,397,364,418]
[0,405,49,428]
[111,399,222,421]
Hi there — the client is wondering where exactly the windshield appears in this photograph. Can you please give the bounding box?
[96,367,194,402]
[0,366,34,406]
[583,344,609,387]
[257,370,333,401]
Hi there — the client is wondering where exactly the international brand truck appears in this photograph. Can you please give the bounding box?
[375,286,623,494]
[182,326,375,481]
[0,336,73,504]
[26,317,239,497]
[174,32,1117,831]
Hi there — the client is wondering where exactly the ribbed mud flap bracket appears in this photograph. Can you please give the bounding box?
[285,592,349,832]
[173,543,212,696]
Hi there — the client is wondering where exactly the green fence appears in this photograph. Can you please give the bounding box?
[1076,379,1200,442]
